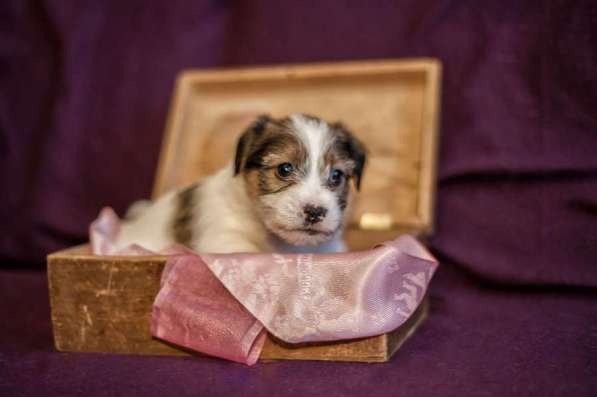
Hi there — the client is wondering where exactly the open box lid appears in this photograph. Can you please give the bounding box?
[153,59,441,248]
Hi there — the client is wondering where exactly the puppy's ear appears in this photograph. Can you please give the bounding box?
[332,122,367,190]
[234,114,271,175]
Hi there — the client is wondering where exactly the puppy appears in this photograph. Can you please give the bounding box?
[116,113,366,254]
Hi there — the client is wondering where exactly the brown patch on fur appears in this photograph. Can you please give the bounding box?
[322,122,367,209]
[170,184,198,246]
[236,116,309,197]
[327,122,367,190]
[337,180,350,210]
[322,147,352,211]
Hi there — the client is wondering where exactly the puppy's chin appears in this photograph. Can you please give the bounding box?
[268,225,339,247]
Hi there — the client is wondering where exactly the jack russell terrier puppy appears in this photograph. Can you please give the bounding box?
[116,113,367,254]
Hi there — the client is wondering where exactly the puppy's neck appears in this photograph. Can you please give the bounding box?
[270,231,347,253]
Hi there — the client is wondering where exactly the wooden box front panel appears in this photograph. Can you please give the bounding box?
[48,245,427,362]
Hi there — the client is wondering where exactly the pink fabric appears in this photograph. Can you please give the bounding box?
[152,255,267,365]
[90,208,123,255]
[90,207,438,363]
[202,238,437,343]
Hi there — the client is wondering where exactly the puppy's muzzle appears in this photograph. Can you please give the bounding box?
[303,204,327,225]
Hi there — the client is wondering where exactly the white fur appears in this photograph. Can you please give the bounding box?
[116,191,177,251]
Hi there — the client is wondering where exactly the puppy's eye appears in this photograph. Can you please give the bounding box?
[329,169,344,186]
[276,163,294,179]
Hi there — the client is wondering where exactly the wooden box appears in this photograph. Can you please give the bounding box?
[48,59,441,362]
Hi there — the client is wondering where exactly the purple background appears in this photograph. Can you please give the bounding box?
[1,1,596,395]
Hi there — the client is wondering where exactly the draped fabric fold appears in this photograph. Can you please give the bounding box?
[200,237,437,344]
[152,255,267,365]
[90,207,438,364]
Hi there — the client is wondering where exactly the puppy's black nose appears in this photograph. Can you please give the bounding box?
[304,205,327,224]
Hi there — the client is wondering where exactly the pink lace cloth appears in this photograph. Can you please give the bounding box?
[91,207,439,365]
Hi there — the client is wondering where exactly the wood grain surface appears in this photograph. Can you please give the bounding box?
[48,245,428,362]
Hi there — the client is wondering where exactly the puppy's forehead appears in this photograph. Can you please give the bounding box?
[250,113,349,170]
[289,114,332,152]
[289,114,355,169]
[256,113,333,162]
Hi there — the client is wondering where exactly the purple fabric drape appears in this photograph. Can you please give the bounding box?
[1,1,596,395]
[1,1,596,287]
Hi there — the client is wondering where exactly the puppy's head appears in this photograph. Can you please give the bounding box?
[234,113,366,246]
